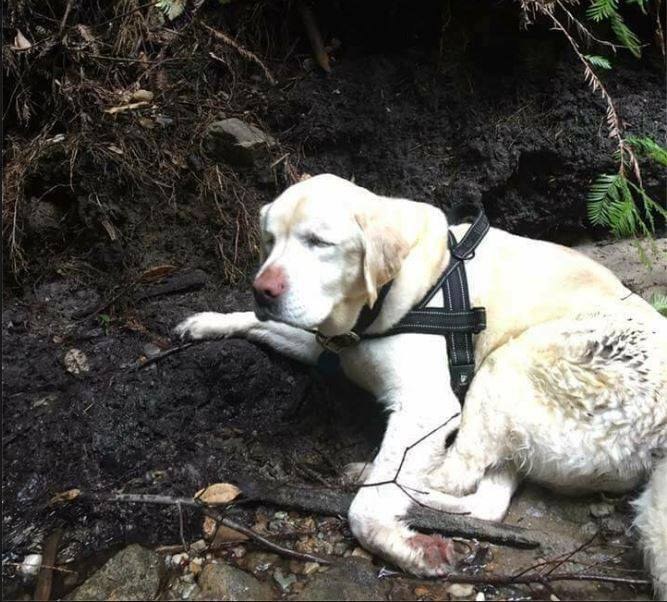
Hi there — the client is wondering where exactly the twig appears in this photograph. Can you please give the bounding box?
[207,511,331,565]
[34,529,62,602]
[296,0,331,72]
[59,0,75,36]
[130,342,195,371]
[358,415,468,514]
[437,571,650,587]
[237,477,541,549]
[202,24,276,85]
[78,491,331,565]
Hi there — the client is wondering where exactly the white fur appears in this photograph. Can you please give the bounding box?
[175,174,666,592]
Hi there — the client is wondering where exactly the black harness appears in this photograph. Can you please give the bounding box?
[316,210,490,401]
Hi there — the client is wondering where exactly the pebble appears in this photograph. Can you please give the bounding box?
[414,585,431,597]
[475,592,486,601]
[273,567,297,592]
[350,547,373,561]
[142,343,161,358]
[589,502,614,518]
[447,583,474,598]
[18,553,42,578]
[303,561,320,575]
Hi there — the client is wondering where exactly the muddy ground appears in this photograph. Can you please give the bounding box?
[2,0,666,600]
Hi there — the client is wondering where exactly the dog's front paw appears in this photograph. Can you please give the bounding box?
[407,533,458,575]
[173,311,254,341]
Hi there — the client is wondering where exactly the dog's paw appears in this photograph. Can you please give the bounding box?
[340,462,374,486]
[407,534,457,575]
[173,312,253,341]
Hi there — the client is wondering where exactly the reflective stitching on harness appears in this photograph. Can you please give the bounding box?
[444,277,458,363]
[455,264,472,364]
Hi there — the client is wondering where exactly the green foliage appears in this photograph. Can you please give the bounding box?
[584,54,612,69]
[587,0,619,22]
[626,136,667,166]
[98,313,111,335]
[586,0,643,57]
[588,158,667,238]
[650,293,667,317]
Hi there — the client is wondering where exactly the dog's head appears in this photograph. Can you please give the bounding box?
[253,174,447,335]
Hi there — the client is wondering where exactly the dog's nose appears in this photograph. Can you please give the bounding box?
[253,265,287,306]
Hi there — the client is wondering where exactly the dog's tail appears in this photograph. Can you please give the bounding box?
[634,455,667,599]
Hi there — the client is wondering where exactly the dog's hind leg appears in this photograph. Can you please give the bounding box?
[174,311,322,365]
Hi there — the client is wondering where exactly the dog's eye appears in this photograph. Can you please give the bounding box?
[263,234,275,250]
[305,234,334,248]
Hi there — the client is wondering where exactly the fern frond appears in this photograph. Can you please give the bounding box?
[626,136,667,166]
[609,13,642,57]
[584,54,612,69]
[587,0,619,22]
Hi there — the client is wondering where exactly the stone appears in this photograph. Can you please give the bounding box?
[204,118,275,166]
[446,583,475,599]
[295,558,386,601]
[196,563,273,601]
[601,516,627,536]
[589,502,614,518]
[68,544,163,600]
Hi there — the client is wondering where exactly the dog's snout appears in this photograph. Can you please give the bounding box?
[253,265,287,305]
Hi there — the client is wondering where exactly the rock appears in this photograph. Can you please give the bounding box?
[204,118,275,166]
[581,521,599,538]
[295,558,386,601]
[589,502,614,518]
[68,544,163,601]
[18,553,42,578]
[272,568,296,592]
[447,583,475,599]
[601,516,627,536]
[196,563,273,600]
[238,552,279,574]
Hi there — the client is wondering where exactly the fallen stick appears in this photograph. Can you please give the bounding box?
[79,491,330,565]
[34,528,62,602]
[238,478,541,549]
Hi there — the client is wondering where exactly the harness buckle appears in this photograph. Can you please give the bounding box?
[316,331,361,354]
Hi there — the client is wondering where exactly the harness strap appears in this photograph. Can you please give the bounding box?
[316,209,490,400]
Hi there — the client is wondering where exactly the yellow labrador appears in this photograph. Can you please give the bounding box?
[175,174,666,595]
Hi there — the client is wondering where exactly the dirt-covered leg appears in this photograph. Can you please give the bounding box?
[348,405,463,576]
[174,311,322,365]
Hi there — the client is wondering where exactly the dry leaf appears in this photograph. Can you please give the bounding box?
[139,264,177,282]
[49,488,81,505]
[194,482,241,505]
[211,524,248,548]
[11,29,32,51]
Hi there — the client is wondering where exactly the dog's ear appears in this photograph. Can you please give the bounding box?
[355,210,411,308]
[258,203,272,263]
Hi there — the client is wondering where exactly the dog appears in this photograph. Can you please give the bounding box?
[175,174,667,596]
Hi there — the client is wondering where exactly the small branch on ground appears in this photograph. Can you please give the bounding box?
[437,571,650,587]
[76,491,331,565]
[237,477,541,549]
[34,528,62,602]
[296,1,331,72]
